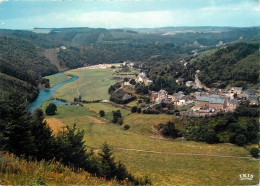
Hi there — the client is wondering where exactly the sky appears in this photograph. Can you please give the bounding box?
[0,0,259,29]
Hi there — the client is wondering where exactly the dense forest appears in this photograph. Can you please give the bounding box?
[0,36,58,101]
[0,26,259,48]
[189,42,260,88]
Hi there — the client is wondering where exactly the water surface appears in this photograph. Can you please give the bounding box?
[29,73,78,112]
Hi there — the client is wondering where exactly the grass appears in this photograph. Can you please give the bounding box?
[44,74,71,87]
[0,152,118,185]
[44,118,66,134]
[123,113,173,135]
[83,102,131,121]
[41,69,259,185]
[44,104,258,185]
[52,69,116,102]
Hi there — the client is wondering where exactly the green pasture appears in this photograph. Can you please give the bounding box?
[42,69,258,185]
[44,104,258,185]
[44,74,71,87]
[83,102,131,121]
[52,69,116,102]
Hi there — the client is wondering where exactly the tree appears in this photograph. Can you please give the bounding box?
[131,106,137,113]
[44,80,50,88]
[235,134,246,146]
[124,125,130,130]
[161,121,181,139]
[99,143,117,179]
[45,103,57,115]
[55,124,89,168]
[112,110,122,123]
[0,91,35,157]
[129,79,136,85]
[249,147,259,158]
[99,110,105,117]
[30,108,56,160]
[137,107,142,113]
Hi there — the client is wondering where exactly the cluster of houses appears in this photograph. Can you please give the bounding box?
[149,86,259,115]
[135,72,153,86]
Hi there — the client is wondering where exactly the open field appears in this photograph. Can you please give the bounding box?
[124,113,174,135]
[83,102,131,121]
[45,74,72,87]
[42,69,259,185]
[52,69,116,102]
[44,103,258,185]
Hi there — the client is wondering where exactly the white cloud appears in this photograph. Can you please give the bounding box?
[200,1,259,11]
[51,11,176,28]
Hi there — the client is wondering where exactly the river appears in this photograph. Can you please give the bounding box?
[28,73,78,112]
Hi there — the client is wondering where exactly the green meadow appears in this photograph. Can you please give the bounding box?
[52,69,116,102]
[45,73,72,87]
[42,69,259,185]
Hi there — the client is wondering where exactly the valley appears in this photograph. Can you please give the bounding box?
[40,67,258,185]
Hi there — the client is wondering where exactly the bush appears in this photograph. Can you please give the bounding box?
[99,110,105,117]
[137,107,142,113]
[131,106,137,113]
[235,134,246,146]
[249,147,259,157]
[124,125,130,130]
[45,103,57,115]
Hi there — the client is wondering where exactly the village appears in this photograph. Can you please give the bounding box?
[77,62,259,116]
[130,70,259,116]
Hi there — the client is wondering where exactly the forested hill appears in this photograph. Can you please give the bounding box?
[188,42,260,89]
[0,26,259,49]
[0,36,58,101]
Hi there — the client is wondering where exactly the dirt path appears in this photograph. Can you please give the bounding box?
[114,147,254,160]
[88,116,105,124]
[194,74,210,90]
[77,88,81,97]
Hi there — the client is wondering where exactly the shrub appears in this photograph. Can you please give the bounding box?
[45,103,57,115]
[99,110,105,117]
[124,125,130,130]
[131,106,137,113]
[235,134,246,146]
[137,107,142,113]
[249,147,259,157]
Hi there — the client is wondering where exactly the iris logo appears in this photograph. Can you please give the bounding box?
[239,174,254,181]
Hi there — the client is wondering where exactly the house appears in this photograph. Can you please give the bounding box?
[211,88,220,95]
[177,98,186,106]
[231,87,242,95]
[185,81,194,87]
[176,77,184,85]
[150,92,159,103]
[144,79,153,86]
[195,95,227,111]
[136,72,146,83]
[123,94,132,100]
[150,89,168,104]
[227,99,238,111]
[248,96,259,105]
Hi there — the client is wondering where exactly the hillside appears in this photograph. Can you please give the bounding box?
[0,152,118,185]
[0,36,58,100]
[188,42,259,88]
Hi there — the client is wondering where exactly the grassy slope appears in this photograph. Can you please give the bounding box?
[42,69,259,185]
[0,153,117,185]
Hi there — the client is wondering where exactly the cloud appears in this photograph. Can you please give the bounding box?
[200,1,259,11]
[54,11,176,28]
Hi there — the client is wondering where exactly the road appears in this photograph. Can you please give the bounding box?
[194,74,210,90]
